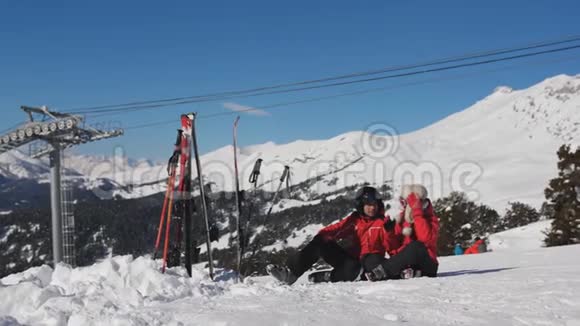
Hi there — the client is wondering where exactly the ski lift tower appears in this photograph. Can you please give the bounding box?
[0,105,123,266]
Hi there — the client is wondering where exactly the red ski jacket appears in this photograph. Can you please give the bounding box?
[465,239,484,255]
[317,212,400,260]
[393,196,439,263]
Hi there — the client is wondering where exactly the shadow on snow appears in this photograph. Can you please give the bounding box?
[437,267,517,278]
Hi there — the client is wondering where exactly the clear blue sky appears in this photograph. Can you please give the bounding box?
[1,1,579,161]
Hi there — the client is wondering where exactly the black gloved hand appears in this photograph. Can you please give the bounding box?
[209,224,220,242]
[384,218,396,232]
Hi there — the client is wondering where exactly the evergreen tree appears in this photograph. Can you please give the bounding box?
[501,202,541,230]
[434,192,477,256]
[544,145,580,247]
[434,192,501,255]
[471,204,501,236]
[539,202,554,220]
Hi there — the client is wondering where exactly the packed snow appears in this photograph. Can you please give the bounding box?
[1,243,579,325]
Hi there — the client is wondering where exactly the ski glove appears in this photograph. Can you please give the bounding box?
[400,184,429,224]
[384,217,396,232]
[405,192,421,224]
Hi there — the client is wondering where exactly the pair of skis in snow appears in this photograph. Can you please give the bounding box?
[232,116,291,281]
[153,113,214,279]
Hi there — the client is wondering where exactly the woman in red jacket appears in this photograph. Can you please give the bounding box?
[362,185,439,281]
[267,186,398,284]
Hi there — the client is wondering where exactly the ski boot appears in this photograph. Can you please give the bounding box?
[400,268,422,279]
[266,264,298,285]
[308,270,333,283]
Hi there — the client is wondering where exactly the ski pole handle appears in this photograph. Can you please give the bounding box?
[280,165,289,182]
[174,129,183,146]
[167,129,183,174]
[249,158,263,184]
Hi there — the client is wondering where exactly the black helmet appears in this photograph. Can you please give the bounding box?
[355,186,383,216]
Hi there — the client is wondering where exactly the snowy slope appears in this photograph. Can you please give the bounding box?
[2,74,580,210]
[1,245,579,325]
[202,74,580,211]
[488,219,552,252]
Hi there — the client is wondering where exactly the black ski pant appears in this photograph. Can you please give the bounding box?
[286,235,361,282]
[362,241,438,279]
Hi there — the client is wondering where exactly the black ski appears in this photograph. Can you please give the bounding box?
[232,116,244,280]
[189,113,214,280]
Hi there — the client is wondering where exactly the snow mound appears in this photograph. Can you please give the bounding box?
[488,219,552,252]
[0,255,236,325]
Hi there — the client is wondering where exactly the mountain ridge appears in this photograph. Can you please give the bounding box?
[1,74,579,211]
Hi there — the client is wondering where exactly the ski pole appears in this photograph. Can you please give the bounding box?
[265,165,290,221]
[154,164,177,259]
[249,159,262,185]
[239,158,262,276]
[155,130,181,262]
[162,164,177,273]
[245,159,263,233]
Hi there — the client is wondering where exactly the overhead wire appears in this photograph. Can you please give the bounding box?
[64,34,580,115]
[73,43,580,117]
[122,53,580,130]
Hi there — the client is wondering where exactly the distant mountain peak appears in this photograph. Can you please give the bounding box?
[493,86,514,95]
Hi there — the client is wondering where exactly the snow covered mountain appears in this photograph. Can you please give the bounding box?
[1,74,579,211]
[0,150,166,201]
[0,150,53,180]
[213,74,580,212]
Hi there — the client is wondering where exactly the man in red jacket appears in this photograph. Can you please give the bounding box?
[267,186,396,284]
